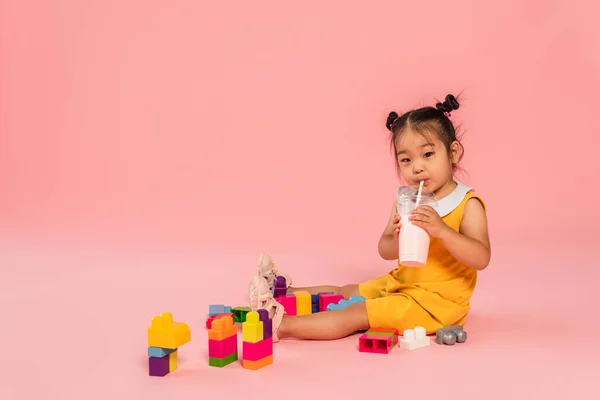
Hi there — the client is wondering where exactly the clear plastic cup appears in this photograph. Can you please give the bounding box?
[396,190,438,267]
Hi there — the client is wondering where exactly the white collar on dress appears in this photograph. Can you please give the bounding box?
[397,179,473,217]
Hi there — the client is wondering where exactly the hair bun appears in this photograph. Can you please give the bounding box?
[435,94,460,114]
[386,111,399,131]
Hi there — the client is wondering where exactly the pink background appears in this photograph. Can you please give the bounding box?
[1,0,599,399]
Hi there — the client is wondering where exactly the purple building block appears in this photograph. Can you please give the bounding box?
[257,308,272,339]
[149,356,170,377]
[273,276,287,298]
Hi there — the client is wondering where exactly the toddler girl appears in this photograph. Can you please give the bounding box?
[249,94,491,342]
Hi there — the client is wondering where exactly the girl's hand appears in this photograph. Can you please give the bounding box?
[393,212,402,239]
[409,205,451,238]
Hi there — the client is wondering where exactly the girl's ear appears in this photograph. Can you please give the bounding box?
[450,140,461,164]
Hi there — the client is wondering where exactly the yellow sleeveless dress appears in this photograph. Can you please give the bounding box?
[358,182,486,334]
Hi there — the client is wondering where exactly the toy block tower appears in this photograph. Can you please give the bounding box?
[147,312,191,376]
[208,315,238,367]
[242,310,273,370]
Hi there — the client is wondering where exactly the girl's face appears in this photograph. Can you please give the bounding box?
[395,128,459,198]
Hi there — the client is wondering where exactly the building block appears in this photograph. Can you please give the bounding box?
[257,309,272,339]
[208,334,238,359]
[319,293,344,312]
[168,350,178,372]
[294,291,312,315]
[148,346,176,358]
[311,292,333,313]
[206,312,234,329]
[209,352,238,368]
[399,327,431,350]
[273,276,287,298]
[326,295,366,311]
[149,355,170,376]
[242,335,273,361]
[359,334,393,354]
[276,294,297,316]
[242,354,273,370]
[435,325,467,345]
[242,311,264,343]
[208,315,237,341]
[231,306,252,323]
[148,312,191,349]
[209,304,226,316]
[365,327,399,346]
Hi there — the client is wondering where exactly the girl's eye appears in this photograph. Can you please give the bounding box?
[424,152,434,158]
[400,158,410,163]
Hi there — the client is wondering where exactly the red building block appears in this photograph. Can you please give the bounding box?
[319,294,344,312]
[359,334,393,354]
[242,336,273,361]
[275,295,297,316]
[209,333,237,358]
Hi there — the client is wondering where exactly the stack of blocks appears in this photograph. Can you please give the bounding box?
[242,310,273,370]
[208,315,238,367]
[147,312,191,376]
[359,327,399,354]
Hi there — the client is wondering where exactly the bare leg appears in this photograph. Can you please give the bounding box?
[277,302,369,340]
[288,284,359,300]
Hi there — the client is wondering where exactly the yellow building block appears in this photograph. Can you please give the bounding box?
[148,312,191,349]
[169,350,178,372]
[208,315,237,341]
[295,290,312,315]
[242,311,263,343]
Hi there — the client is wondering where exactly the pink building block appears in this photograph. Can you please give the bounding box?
[208,334,237,359]
[276,295,297,316]
[358,334,393,354]
[242,336,273,361]
[319,294,344,312]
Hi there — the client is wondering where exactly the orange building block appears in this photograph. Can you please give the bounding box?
[242,354,273,370]
[208,315,237,341]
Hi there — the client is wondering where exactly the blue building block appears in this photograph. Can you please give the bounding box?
[148,346,176,358]
[209,304,226,316]
[326,295,366,311]
[224,305,232,313]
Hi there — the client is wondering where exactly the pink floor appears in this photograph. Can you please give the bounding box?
[0,232,598,400]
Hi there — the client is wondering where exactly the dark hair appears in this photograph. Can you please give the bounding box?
[385,93,464,174]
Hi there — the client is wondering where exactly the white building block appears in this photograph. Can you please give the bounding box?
[399,326,431,350]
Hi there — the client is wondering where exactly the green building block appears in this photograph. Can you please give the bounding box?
[209,352,238,367]
[231,306,252,323]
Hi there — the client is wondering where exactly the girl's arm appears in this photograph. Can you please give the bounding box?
[439,198,491,271]
[378,203,400,260]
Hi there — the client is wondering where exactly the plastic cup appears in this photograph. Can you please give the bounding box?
[396,190,437,267]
